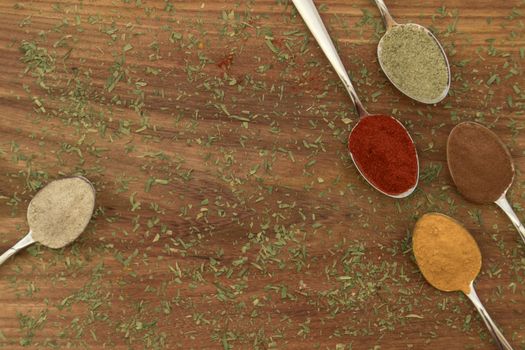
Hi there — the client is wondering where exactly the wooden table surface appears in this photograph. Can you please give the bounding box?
[0,0,524,349]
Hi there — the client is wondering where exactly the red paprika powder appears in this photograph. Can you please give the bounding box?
[348,115,418,195]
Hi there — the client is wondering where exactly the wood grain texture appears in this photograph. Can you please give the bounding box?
[0,0,524,349]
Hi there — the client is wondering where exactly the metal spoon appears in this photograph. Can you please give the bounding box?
[467,281,514,350]
[495,195,525,245]
[413,213,514,350]
[447,122,525,245]
[0,176,96,267]
[373,0,451,104]
[292,0,419,198]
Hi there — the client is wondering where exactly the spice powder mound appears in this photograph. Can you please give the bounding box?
[412,213,481,294]
[378,23,449,103]
[28,177,96,249]
[447,122,514,204]
[348,115,418,195]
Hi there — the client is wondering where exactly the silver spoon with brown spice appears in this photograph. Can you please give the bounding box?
[447,122,525,245]
[373,0,451,104]
[0,176,96,267]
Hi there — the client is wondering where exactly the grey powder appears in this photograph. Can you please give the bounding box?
[28,177,95,249]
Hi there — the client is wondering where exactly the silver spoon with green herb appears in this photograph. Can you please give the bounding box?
[0,177,96,267]
[374,0,451,104]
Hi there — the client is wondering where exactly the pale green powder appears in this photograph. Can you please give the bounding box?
[379,24,449,103]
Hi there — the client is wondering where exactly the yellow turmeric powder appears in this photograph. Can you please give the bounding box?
[412,213,481,294]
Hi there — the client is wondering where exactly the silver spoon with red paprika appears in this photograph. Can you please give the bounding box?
[292,0,419,198]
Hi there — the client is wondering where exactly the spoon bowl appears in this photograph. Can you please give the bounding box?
[377,23,451,104]
[374,0,451,104]
[0,176,96,267]
[349,114,419,198]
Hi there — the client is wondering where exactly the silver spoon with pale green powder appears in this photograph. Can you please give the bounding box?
[0,177,95,267]
[374,0,451,104]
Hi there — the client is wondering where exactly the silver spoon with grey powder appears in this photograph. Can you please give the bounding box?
[0,177,95,267]
[374,0,451,104]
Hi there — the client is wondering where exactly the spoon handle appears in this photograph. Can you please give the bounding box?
[495,196,525,245]
[291,0,368,117]
[372,0,397,30]
[0,232,35,267]
[466,284,514,350]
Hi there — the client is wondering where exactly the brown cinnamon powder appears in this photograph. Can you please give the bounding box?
[447,122,514,204]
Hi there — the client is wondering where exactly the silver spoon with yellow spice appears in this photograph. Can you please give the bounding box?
[0,177,95,267]
[373,0,451,104]
[413,213,513,350]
